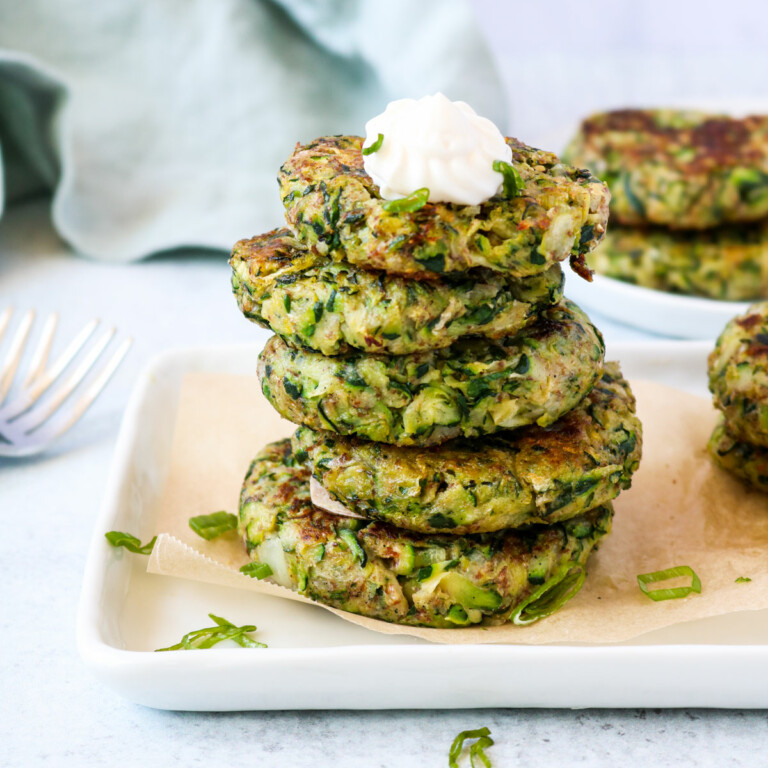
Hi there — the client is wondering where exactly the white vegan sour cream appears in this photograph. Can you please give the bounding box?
[362,93,512,207]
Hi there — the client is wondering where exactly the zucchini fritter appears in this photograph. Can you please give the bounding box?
[589,223,768,301]
[565,109,768,229]
[279,135,609,279]
[708,418,768,494]
[231,228,564,356]
[292,364,640,534]
[239,440,612,627]
[709,303,768,447]
[258,300,605,446]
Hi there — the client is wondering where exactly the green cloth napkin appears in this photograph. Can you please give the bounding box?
[0,0,506,261]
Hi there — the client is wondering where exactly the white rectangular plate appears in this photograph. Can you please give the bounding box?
[77,341,768,710]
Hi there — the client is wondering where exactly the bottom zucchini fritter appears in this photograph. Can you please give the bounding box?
[239,440,612,628]
[708,419,768,494]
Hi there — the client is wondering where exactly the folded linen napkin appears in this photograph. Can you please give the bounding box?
[0,0,506,261]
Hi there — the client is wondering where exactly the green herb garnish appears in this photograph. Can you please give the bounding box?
[449,727,494,768]
[104,531,157,555]
[492,160,524,198]
[736,576,752,583]
[362,133,384,156]
[240,562,273,579]
[510,565,586,625]
[637,565,701,601]
[189,511,238,540]
[382,187,430,213]
[155,613,266,651]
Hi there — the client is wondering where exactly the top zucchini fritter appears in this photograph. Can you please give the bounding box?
[709,302,768,446]
[279,135,609,279]
[231,228,563,356]
[565,109,768,229]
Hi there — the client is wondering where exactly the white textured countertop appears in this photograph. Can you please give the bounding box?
[2,201,765,767]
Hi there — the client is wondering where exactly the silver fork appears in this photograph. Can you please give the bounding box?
[0,308,132,457]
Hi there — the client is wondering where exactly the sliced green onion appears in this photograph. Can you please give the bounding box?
[510,565,586,625]
[155,613,266,651]
[470,736,494,768]
[735,576,752,583]
[449,727,494,768]
[637,565,701,602]
[492,160,524,198]
[188,511,238,540]
[382,187,430,213]
[362,133,384,156]
[240,562,273,580]
[104,531,157,555]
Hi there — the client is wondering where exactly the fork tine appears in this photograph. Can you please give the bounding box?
[12,327,116,432]
[10,317,101,416]
[23,312,58,388]
[0,310,35,407]
[45,337,132,440]
[0,307,13,344]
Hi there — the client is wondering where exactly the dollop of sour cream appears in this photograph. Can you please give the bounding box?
[362,93,512,206]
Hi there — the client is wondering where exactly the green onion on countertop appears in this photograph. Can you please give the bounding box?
[382,187,430,213]
[362,133,384,155]
[736,576,752,583]
[637,565,701,602]
[104,531,157,555]
[492,160,524,198]
[449,727,494,768]
[189,511,238,540]
[155,614,267,651]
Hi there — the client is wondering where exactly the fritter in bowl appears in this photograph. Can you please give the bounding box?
[291,363,640,535]
[279,135,609,279]
[231,228,564,356]
[239,439,613,628]
[258,300,605,446]
[565,109,768,229]
[588,222,768,301]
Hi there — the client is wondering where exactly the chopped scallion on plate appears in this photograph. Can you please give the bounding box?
[104,531,156,555]
[189,511,238,540]
[240,562,273,579]
[155,613,266,651]
[637,565,701,601]
[510,565,586,625]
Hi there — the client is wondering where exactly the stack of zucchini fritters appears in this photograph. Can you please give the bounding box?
[708,303,768,492]
[565,110,768,301]
[229,135,643,628]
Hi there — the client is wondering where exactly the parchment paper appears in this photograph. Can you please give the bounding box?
[147,372,768,644]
